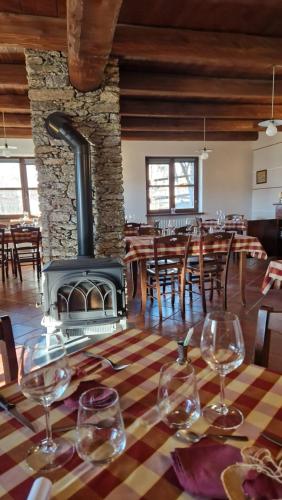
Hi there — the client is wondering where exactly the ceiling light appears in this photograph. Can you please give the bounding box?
[259,66,282,136]
[196,117,213,160]
[0,112,18,157]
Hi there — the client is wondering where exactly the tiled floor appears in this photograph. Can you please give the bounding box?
[0,256,281,385]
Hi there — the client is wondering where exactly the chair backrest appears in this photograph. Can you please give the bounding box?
[199,231,234,284]
[124,222,141,236]
[0,228,5,259]
[195,216,203,226]
[152,234,192,275]
[225,214,244,220]
[124,222,141,229]
[0,315,18,382]
[11,226,41,248]
[255,306,282,369]
[175,225,193,235]
[139,226,162,236]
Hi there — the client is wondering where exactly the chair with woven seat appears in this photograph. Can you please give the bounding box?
[254,305,282,371]
[175,225,193,235]
[11,226,41,281]
[184,231,234,313]
[225,214,244,220]
[0,315,18,382]
[143,234,191,320]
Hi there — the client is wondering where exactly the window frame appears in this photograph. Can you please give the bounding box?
[145,156,199,215]
[0,157,38,219]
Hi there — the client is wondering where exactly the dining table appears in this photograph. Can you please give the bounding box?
[202,220,248,233]
[261,259,282,295]
[124,234,267,308]
[0,327,281,499]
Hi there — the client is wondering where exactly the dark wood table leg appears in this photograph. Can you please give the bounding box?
[239,252,246,306]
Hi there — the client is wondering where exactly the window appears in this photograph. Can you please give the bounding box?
[0,158,40,217]
[146,157,199,214]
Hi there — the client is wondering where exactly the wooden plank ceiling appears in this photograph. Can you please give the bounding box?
[1,0,282,141]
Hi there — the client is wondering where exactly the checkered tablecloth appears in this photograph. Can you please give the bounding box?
[261,260,282,295]
[202,220,247,231]
[124,235,267,264]
[0,328,281,499]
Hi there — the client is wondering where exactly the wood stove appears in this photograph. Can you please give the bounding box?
[41,113,126,336]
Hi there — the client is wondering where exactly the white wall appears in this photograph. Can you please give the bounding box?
[0,138,34,157]
[252,132,282,219]
[122,140,253,222]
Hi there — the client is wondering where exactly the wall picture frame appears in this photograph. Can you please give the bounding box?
[256,169,267,184]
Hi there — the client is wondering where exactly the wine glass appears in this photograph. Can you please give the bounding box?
[200,311,245,430]
[157,360,201,429]
[19,332,74,471]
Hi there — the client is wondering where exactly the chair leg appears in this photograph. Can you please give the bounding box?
[209,274,214,301]
[200,274,207,313]
[156,277,163,320]
[171,278,175,306]
[188,272,193,302]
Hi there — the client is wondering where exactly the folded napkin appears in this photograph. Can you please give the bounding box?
[171,439,242,499]
[26,478,52,500]
[243,469,282,499]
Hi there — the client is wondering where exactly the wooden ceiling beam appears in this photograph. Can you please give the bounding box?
[114,25,282,76]
[0,13,67,50]
[0,127,31,138]
[0,113,31,127]
[0,64,27,90]
[121,131,258,141]
[0,95,30,113]
[120,98,279,119]
[67,0,123,91]
[121,117,265,132]
[120,71,282,103]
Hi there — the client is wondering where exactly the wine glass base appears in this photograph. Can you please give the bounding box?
[203,404,244,430]
[26,437,74,472]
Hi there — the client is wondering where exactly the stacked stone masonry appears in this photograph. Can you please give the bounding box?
[25,49,125,261]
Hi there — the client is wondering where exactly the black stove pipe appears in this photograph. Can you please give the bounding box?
[45,112,94,257]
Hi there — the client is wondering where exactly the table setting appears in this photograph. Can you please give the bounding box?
[0,317,281,499]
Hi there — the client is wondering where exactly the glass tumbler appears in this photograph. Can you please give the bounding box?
[76,387,126,465]
[157,361,201,429]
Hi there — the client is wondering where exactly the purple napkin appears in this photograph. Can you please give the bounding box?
[63,380,101,410]
[171,439,242,499]
[243,469,282,499]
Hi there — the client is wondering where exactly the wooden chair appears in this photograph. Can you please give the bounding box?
[11,226,41,281]
[0,228,8,282]
[0,315,18,382]
[184,231,234,313]
[144,234,191,320]
[139,226,162,236]
[124,222,141,236]
[225,214,244,220]
[175,225,193,235]
[254,306,282,369]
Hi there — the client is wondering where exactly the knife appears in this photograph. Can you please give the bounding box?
[261,432,282,447]
[0,394,36,432]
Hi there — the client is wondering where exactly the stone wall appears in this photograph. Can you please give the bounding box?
[25,49,125,261]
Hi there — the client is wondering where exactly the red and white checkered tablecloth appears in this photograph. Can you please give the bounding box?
[261,260,282,295]
[124,235,267,264]
[0,328,281,499]
[202,220,248,231]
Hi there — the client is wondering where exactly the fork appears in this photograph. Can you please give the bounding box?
[84,352,129,371]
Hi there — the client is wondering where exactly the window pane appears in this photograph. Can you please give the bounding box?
[29,190,40,216]
[26,163,38,188]
[174,161,194,186]
[175,186,194,209]
[148,163,169,186]
[0,161,21,188]
[0,190,23,214]
[149,187,169,211]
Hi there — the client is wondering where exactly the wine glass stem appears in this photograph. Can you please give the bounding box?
[219,374,228,414]
[44,405,54,449]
